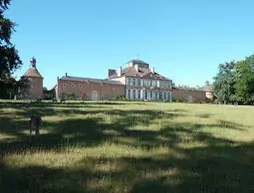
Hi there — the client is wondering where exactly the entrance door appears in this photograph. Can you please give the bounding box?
[188,95,193,103]
[91,90,98,101]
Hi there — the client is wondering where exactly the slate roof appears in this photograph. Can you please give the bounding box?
[60,76,123,85]
[23,66,43,78]
[126,59,149,65]
[109,66,172,81]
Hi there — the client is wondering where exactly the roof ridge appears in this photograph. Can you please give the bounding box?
[61,76,123,85]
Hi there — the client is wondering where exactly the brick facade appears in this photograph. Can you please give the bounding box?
[172,87,207,103]
[24,77,43,100]
[56,76,125,100]
[22,58,43,100]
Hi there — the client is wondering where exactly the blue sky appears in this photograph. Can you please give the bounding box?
[6,0,254,89]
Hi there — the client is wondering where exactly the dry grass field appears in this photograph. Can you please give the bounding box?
[0,100,254,193]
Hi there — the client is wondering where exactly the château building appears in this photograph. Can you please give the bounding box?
[22,57,214,103]
[108,59,173,101]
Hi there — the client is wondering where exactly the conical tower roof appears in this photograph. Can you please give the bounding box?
[23,57,43,78]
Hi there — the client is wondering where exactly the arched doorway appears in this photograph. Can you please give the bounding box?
[91,90,98,101]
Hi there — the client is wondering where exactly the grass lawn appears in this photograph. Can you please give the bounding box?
[1,101,254,193]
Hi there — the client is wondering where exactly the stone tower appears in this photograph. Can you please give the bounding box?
[22,57,43,100]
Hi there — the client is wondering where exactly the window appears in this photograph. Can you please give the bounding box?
[150,91,153,99]
[168,92,171,101]
[153,80,156,87]
[157,80,160,88]
[164,92,167,100]
[150,80,152,87]
[155,91,158,100]
[137,79,141,86]
[145,90,148,100]
[79,84,82,88]
[161,81,164,88]
[127,78,130,85]
[138,90,141,99]
[144,79,149,87]
[159,92,162,100]
[127,89,131,99]
[133,90,136,99]
[166,82,169,88]
[133,78,136,86]
[71,84,75,88]
[63,83,66,88]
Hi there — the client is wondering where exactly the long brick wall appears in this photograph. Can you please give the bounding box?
[172,87,207,103]
[56,79,125,100]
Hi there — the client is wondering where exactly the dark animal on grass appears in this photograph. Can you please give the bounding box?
[29,114,43,142]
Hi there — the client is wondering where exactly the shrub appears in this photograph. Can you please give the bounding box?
[52,98,58,103]
[115,95,130,101]
[172,97,187,103]
[60,98,66,103]
[65,92,76,100]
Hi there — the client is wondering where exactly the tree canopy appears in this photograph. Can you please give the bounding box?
[213,61,236,104]
[213,54,254,105]
[0,0,22,78]
[0,0,25,98]
[234,55,254,104]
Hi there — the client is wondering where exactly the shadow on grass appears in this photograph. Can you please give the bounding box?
[0,108,185,154]
[0,100,142,109]
[1,104,254,192]
[2,141,254,193]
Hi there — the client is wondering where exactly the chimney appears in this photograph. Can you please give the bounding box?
[117,67,122,77]
[65,73,68,77]
[108,69,116,78]
[135,64,139,72]
[150,67,155,74]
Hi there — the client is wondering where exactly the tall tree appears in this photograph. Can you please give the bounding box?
[0,0,22,78]
[234,54,254,104]
[213,61,236,104]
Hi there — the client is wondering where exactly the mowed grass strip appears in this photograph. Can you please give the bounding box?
[1,101,254,193]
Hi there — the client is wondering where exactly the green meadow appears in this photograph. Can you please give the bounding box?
[1,101,254,193]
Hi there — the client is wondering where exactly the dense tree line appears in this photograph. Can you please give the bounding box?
[213,54,254,105]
